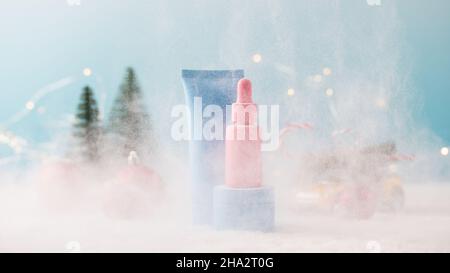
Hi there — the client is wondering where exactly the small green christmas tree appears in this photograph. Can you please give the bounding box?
[108,67,154,159]
[74,86,102,162]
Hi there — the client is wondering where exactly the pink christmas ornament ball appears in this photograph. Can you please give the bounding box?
[36,160,84,209]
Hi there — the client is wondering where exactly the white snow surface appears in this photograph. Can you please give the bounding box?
[1,181,449,253]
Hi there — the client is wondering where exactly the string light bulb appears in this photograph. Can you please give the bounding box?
[323,67,332,76]
[313,74,323,83]
[375,98,386,108]
[26,101,35,110]
[252,53,262,63]
[83,68,92,77]
[287,88,295,96]
[325,88,334,97]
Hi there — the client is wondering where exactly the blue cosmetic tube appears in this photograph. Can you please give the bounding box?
[181,69,244,225]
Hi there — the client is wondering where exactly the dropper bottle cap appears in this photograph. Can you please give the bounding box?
[237,79,253,103]
[232,78,257,125]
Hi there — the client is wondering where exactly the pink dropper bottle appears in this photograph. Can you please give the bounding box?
[225,78,262,188]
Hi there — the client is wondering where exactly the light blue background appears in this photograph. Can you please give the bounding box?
[0,0,449,157]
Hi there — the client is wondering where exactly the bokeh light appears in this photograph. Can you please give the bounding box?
[313,74,323,83]
[441,147,449,156]
[323,67,332,76]
[287,88,295,96]
[252,53,262,63]
[325,88,334,97]
[375,98,387,108]
[25,101,35,111]
[83,68,92,77]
